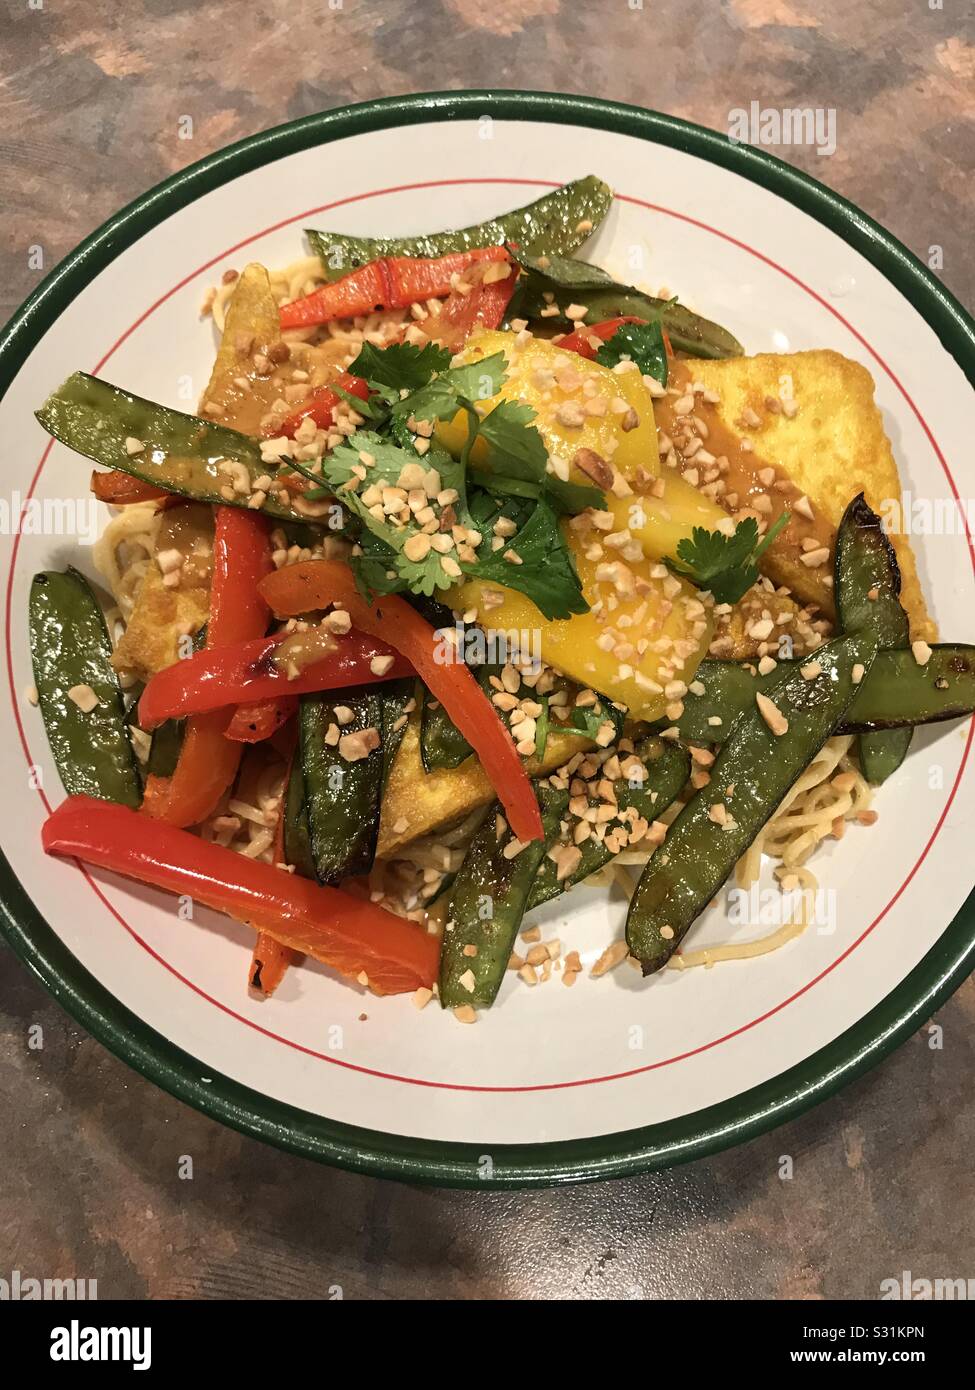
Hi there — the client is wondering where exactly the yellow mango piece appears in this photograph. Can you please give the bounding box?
[450,515,713,721]
[435,327,726,566]
[604,473,727,563]
[434,328,660,483]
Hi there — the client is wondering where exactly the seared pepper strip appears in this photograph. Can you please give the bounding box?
[142,508,272,826]
[225,696,298,743]
[439,783,568,1010]
[272,372,369,439]
[259,561,544,844]
[555,316,644,359]
[138,629,411,729]
[279,247,511,330]
[90,470,169,505]
[43,796,439,995]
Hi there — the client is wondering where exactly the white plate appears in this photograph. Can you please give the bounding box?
[2,93,974,1184]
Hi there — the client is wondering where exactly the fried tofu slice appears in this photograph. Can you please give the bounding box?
[111,503,213,680]
[378,715,587,858]
[111,267,282,681]
[685,351,936,642]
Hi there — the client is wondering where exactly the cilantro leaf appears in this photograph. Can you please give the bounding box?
[473,499,588,620]
[473,397,605,515]
[595,320,668,386]
[320,432,469,597]
[666,512,791,604]
[346,340,450,391]
[396,352,508,423]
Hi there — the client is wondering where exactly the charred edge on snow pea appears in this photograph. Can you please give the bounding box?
[439,783,567,1010]
[282,753,318,880]
[525,738,690,910]
[29,568,142,807]
[835,492,912,784]
[379,677,417,788]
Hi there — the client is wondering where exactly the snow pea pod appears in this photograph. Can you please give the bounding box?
[282,753,317,881]
[307,176,612,281]
[627,632,876,973]
[29,568,141,807]
[835,493,912,784]
[439,783,567,1010]
[300,687,383,884]
[670,646,975,745]
[36,373,307,522]
[525,738,690,911]
[506,250,744,359]
[628,495,898,972]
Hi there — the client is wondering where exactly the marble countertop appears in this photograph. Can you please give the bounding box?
[1,0,973,1299]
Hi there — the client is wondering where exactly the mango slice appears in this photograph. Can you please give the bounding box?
[450,513,713,722]
[435,328,660,483]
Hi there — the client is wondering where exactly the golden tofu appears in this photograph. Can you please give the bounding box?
[686,351,935,641]
[378,716,587,858]
[111,504,213,681]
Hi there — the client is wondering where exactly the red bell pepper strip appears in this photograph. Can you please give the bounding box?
[225,696,298,744]
[90,470,170,505]
[557,316,646,359]
[43,797,439,995]
[139,629,411,730]
[259,561,544,844]
[142,509,273,827]
[249,732,301,996]
[430,267,519,352]
[270,372,369,440]
[279,247,511,330]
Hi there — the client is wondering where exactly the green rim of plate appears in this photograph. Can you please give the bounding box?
[2,91,974,1188]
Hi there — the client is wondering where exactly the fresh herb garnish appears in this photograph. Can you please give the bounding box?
[471,498,587,619]
[316,339,591,618]
[595,320,668,386]
[346,339,451,391]
[666,512,791,605]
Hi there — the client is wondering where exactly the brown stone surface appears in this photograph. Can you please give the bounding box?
[1,0,973,1299]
